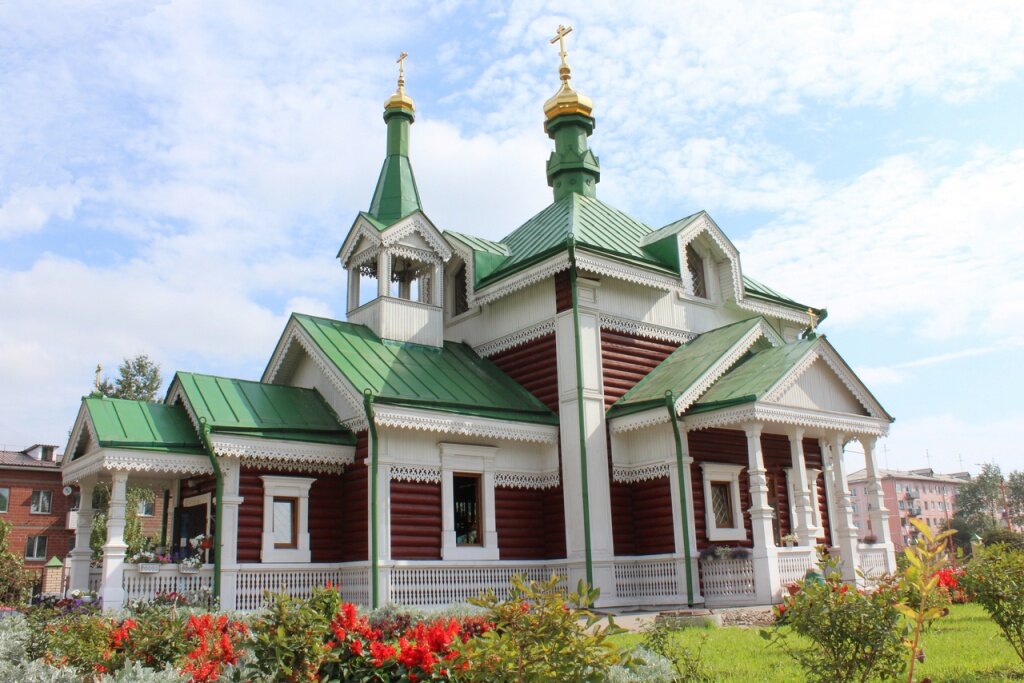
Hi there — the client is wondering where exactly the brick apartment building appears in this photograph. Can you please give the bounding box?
[848,467,970,550]
[0,444,75,574]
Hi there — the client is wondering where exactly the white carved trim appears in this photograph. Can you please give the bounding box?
[349,245,381,269]
[598,314,695,345]
[700,462,748,542]
[494,470,561,489]
[735,296,815,326]
[389,463,442,484]
[63,448,214,484]
[473,253,571,306]
[575,252,681,292]
[373,405,558,444]
[612,462,671,483]
[382,217,452,262]
[387,243,442,266]
[609,407,671,434]
[677,215,743,301]
[63,404,97,466]
[166,381,204,438]
[210,435,354,468]
[237,458,347,475]
[684,403,890,437]
[475,319,556,357]
[338,219,384,267]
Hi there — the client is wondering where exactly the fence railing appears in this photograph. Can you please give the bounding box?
[388,561,567,607]
[776,547,818,586]
[613,555,682,602]
[121,565,214,602]
[699,556,756,604]
[858,545,890,577]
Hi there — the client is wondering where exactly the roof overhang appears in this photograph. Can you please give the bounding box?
[682,402,891,438]
[62,447,213,485]
[207,434,355,474]
[337,211,453,268]
[372,404,559,444]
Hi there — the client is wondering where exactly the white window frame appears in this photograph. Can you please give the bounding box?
[259,476,315,563]
[30,490,52,514]
[700,462,746,542]
[25,535,47,560]
[137,499,155,517]
[0,487,8,513]
[439,443,499,560]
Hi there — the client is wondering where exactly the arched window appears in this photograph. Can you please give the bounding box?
[686,244,707,299]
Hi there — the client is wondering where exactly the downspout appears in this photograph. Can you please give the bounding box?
[567,239,594,586]
[362,390,381,609]
[665,392,694,605]
[197,418,223,602]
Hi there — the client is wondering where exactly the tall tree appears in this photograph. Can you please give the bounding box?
[1008,470,1024,527]
[957,463,1005,521]
[97,354,163,402]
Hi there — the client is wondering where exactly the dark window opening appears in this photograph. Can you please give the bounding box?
[710,482,734,528]
[453,474,481,546]
[686,244,707,298]
[453,264,469,316]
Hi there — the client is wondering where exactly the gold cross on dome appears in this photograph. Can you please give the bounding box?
[396,51,408,87]
[550,24,572,57]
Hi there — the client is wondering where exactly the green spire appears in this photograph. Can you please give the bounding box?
[544,113,600,201]
[368,53,422,225]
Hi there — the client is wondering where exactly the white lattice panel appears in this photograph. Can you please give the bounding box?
[389,563,567,607]
[858,548,889,577]
[776,549,817,585]
[337,565,370,607]
[699,558,756,600]
[88,568,102,593]
[235,565,346,612]
[614,558,680,599]
[121,566,213,601]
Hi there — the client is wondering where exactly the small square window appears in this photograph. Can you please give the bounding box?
[25,535,47,560]
[137,499,155,517]
[272,497,298,549]
[709,482,734,528]
[453,474,481,546]
[0,487,8,513]
[30,490,52,514]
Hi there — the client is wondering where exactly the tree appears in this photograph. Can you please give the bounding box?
[1008,471,1024,527]
[957,463,1005,522]
[97,354,162,402]
[0,519,34,604]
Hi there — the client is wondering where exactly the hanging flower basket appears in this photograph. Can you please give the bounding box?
[137,562,161,574]
[178,564,200,574]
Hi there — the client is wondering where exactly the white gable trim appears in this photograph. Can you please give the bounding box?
[676,213,743,301]
[575,251,681,292]
[735,296,816,326]
[684,403,890,437]
[372,404,559,444]
[63,447,213,484]
[338,212,453,268]
[474,318,557,357]
[63,404,97,467]
[337,216,385,267]
[474,252,571,306]
[209,434,354,474]
[599,314,696,345]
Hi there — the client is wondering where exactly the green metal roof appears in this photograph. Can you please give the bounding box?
[742,275,823,315]
[445,231,510,284]
[478,194,676,287]
[639,211,706,271]
[607,318,769,419]
[688,338,818,414]
[82,397,204,454]
[173,372,356,446]
[293,313,558,425]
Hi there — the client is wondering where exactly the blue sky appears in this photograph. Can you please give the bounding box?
[1,1,1022,475]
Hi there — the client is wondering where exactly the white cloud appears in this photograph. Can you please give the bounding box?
[0,184,84,239]
[857,337,1024,385]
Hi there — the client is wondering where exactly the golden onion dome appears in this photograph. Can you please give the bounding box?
[543,25,592,120]
[385,51,415,113]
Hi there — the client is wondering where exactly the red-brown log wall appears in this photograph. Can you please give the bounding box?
[555,271,572,312]
[237,469,263,563]
[611,476,675,556]
[309,473,346,562]
[494,483,567,560]
[600,330,680,408]
[488,333,560,414]
[687,428,754,549]
[390,480,442,560]
[339,432,369,561]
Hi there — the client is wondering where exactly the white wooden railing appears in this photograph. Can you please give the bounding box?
[776,547,818,586]
[613,554,682,602]
[88,567,102,593]
[235,563,365,611]
[699,556,756,605]
[858,545,890,577]
[388,561,568,607]
[122,565,213,602]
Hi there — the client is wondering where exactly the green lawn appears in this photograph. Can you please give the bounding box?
[610,603,1022,682]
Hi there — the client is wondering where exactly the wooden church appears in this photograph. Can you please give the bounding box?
[61,29,896,611]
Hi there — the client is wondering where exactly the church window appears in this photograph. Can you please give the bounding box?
[439,443,499,560]
[686,244,707,298]
[453,474,481,546]
[452,264,469,316]
[700,462,746,542]
[272,497,298,549]
[260,476,314,563]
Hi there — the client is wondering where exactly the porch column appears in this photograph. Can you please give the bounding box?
[744,423,780,603]
[219,461,243,611]
[68,477,96,592]
[861,436,896,572]
[787,428,816,546]
[101,471,129,609]
[824,435,859,583]
[347,267,361,312]
[377,251,391,297]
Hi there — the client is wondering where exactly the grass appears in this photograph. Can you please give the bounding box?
[609,603,1022,682]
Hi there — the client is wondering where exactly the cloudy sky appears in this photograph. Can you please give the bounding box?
[2,1,1022,474]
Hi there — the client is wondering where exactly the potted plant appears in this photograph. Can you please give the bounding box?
[781,533,799,548]
[178,553,203,574]
[128,549,161,573]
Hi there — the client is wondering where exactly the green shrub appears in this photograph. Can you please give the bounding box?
[961,544,1024,666]
[761,558,907,683]
[982,528,1024,551]
[456,574,626,682]
[606,646,676,682]
[0,520,34,605]
[641,619,712,682]
[246,588,338,681]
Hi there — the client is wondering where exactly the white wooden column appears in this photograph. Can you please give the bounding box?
[68,477,96,591]
[744,423,780,603]
[787,428,816,546]
[101,471,128,610]
[219,461,243,611]
[861,436,896,573]
[825,434,859,583]
[347,267,361,312]
[377,251,391,297]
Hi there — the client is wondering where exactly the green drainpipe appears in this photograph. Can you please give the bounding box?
[567,239,594,587]
[665,392,695,605]
[197,418,223,602]
[362,390,381,608]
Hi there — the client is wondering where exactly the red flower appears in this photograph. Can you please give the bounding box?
[350,639,364,656]
[934,568,961,589]
[370,641,397,666]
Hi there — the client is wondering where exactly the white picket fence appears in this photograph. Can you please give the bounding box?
[858,545,891,577]
[699,556,756,605]
[122,565,214,602]
[613,555,683,602]
[776,547,818,586]
[235,564,349,611]
[388,561,568,607]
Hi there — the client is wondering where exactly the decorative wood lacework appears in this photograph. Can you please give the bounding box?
[678,215,744,301]
[614,557,681,599]
[609,408,670,434]
[474,254,570,305]
[776,548,817,585]
[447,243,477,308]
[389,464,442,483]
[818,344,885,417]
[338,222,383,266]
[389,562,568,606]
[759,342,881,418]
[235,565,350,611]
[349,246,380,270]
[237,458,347,475]
[699,556,757,601]
[598,314,695,344]
[373,408,558,444]
[683,404,889,436]
[734,296,813,326]
[63,451,214,483]
[122,566,213,602]
[211,438,354,466]
[166,384,203,438]
[382,218,452,261]
[474,319,557,357]
[612,462,671,483]
[858,547,889,577]
[574,252,681,292]
[387,243,442,265]
[494,470,560,489]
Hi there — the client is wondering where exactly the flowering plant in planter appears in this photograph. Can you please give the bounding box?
[781,533,800,547]
[178,554,203,571]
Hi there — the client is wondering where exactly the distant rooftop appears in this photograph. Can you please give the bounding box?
[0,445,62,469]
[847,467,970,484]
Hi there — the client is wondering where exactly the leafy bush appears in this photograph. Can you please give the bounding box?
[982,528,1024,551]
[761,557,907,683]
[606,647,677,682]
[246,589,337,681]
[961,544,1024,666]
[455,574,625,682]
[641,619,712,682]
[0,519,34,605]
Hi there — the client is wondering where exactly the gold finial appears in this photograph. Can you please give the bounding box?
[543,24,592,120]
[384,51,415,113]
[807,308,818,331]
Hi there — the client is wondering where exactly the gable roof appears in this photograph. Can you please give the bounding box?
[689,339,819,413]
[171,372,356,446]
[476,194,676,287]
[743,275,821,315]
[292,313,558,425]
[607,317,775,419]
[79,397,204,454]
